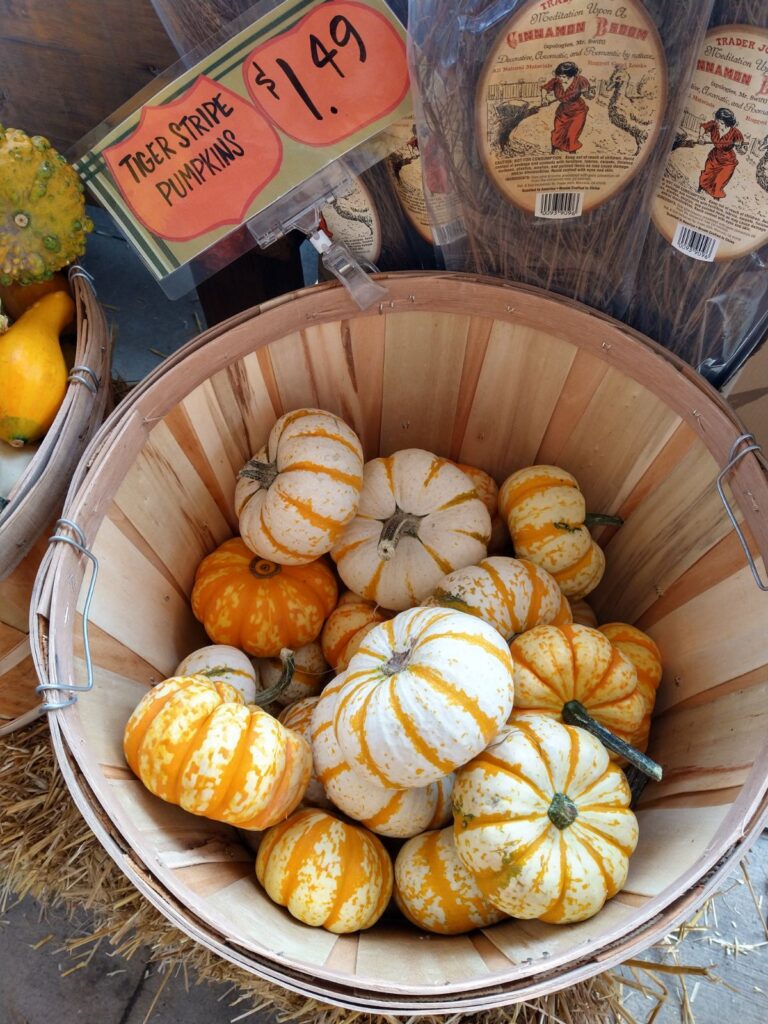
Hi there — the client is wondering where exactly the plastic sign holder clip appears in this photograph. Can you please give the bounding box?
[250,192,388,311]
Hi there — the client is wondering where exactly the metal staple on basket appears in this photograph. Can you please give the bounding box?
[716,432,768,592]
[0,518,97,739]
[67,364,101,394]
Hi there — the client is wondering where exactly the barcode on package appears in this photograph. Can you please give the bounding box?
[535,191,583,219]
[432,217,467,247]
[672,223,719,262]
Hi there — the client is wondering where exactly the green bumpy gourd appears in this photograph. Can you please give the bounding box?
[0,125,93,286]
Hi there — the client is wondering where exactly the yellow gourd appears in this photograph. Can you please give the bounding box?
[0,290,73,446]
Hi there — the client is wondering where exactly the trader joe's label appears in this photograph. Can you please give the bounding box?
[321,176,382,262]
[651,25,768,263]
[477,0,665,217]
[74,0,410,282]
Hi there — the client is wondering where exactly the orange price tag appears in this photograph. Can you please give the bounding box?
[103,77,282,241]
[243,0,409,147]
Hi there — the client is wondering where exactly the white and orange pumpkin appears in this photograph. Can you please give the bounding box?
[320,590,394,672]
[455,462,509,555]
[175,644,257,704]
[256,640,331,706]
[332,449,490,611]
[424,556,572,641]
[123,675,311,829]
[499,465,619,599]
[278,697,332,809]
[599,623,662,751]
[570,599,598,628]
[333,606,514,788]
[394,827,506,934]
[235,408,364,565]
[256,808,393,933]
[453,714,638,923]
[510,623,645,752]
[312,674,454,838]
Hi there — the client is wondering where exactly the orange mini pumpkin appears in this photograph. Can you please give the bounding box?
[256,808,393,933]
[123,675,311,829]
[320,590,394,671]
[510,623,662,779]
[191,538,338,658]
[456,463,509,555]
[600,623,662,751]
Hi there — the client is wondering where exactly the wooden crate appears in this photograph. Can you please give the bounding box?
[0,272,111,733]
[27,273,768,1011]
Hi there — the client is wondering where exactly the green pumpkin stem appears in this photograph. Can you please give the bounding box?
[584,513,624,528]
[253,648,295,706]
[562,700,663,782]
[378,510,423,560]
[238,457,278,489]
[623,765,650,809]
[548,792,579,830]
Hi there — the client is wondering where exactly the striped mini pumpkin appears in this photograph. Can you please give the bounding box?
[333,607,514,788]
[453,714,638,923]
[570,598,598,628]
[424,556,572,642]
[394,827,506,934]
[320,591,394,672]
[123,675,311,829]
[256,808,393,933]
[191,538,338,658]
[235,408,364,565]
[311,674,454,838]
[175,644,257,704]
[256,640,331,706]
[599,623,662,751]
[499,465,609,599]
[332,449,491,611]
[455,462,509,555]
[511,624,645,751]
[278,697,332,809]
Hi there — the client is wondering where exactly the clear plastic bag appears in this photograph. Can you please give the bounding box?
[627,0,768,385]
[407,0,715,320]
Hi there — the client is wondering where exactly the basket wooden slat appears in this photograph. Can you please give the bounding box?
[29,273,768,1011]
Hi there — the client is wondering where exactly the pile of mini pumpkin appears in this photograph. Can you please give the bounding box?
[124,407,663,936]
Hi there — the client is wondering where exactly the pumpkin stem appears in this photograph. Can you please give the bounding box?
[253,648,295,706]
[239,457,279,489]
[584,513,624,528]
[381,643,416,676]
[249,557,281,579]
[378,510,423,560]
[623,765,649,809]
[562,700,663,782]
[548,792,579,830]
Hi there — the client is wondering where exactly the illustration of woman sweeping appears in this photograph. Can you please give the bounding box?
[697,108,745,200]
[541,62,591,154]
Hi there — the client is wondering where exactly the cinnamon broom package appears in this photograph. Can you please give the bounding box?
[407,0,714,320]
[628,0,768,383]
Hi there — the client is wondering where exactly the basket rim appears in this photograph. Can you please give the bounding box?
[0,271,111,579]
[32,272,768,1005]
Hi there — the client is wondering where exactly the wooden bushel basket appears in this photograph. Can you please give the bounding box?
[29,274,768,1012]
[0,270,110,735]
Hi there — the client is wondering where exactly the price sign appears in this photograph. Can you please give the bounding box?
[244,2,409,147]
[103,78,282,241]
[74,0,410,287]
